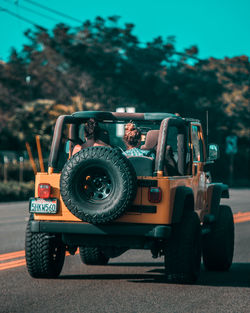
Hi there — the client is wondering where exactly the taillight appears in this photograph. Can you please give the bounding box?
[148,187,162,203]
[38,183,51,199]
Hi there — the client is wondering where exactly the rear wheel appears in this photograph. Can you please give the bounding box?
[203,205,234,271]
[164,211,201,284]
[25,217,65,278]
[79,247,109,265]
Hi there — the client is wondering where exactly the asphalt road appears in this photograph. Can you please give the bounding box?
[0,189,249,313]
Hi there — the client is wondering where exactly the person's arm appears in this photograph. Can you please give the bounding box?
[72,144,82,156]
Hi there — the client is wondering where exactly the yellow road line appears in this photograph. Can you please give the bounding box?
[0,259,26,271]
[0,250,25,261]
[233,212,250,224]
[0,249,79,271]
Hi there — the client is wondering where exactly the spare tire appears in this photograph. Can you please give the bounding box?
[60,146,137,224]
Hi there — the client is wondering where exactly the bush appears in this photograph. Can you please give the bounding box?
[0,160,48,182]
[0,181,34,202]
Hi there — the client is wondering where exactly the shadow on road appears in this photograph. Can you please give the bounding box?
[59,262,250,287]
[106,262,164,267]
[197,263,250,287]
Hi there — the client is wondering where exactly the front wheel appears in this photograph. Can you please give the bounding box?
[202,205,234,271]
[25,217,65,278]
[164,211,201,284]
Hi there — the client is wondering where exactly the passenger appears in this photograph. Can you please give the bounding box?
[123,123,155,158]
[72,118,110,155]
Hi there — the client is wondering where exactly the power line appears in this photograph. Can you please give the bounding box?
[0,5,46,30]
[23,0,82,23]
[2,0,61,23]
[0,3,201,61]
[0,7,201,63]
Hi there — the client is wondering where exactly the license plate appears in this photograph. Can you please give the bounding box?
[29,198,58,214]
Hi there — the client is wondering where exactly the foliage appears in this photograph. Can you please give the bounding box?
[206,56,250,139]
[0,160,37,182]
[9,97,101,150]
[0,181,34,202]
[0,16,249,183]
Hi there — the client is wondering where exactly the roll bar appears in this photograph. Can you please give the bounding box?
[155,117,188,176]
[48,115,75,170]
[48,114,188,174]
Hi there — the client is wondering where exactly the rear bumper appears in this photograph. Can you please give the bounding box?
[30,220,171,240]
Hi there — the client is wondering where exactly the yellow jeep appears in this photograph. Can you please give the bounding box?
[25,111,234,283]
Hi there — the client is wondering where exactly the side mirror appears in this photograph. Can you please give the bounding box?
[208,144,220,161]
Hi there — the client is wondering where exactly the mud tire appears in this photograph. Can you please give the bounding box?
[202,205,234,271]
[25,216,65,278]
[60,147,137,224]
[164,211,201,284]
[79,247,109,265]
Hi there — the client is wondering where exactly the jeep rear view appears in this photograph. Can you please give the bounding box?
[25,111,234,284]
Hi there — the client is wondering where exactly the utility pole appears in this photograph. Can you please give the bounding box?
[19,156,24,183]
[3,156,8,183]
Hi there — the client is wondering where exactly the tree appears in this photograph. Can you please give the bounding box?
[0,17,249,159]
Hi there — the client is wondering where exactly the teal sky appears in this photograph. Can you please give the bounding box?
[0,0,250,61]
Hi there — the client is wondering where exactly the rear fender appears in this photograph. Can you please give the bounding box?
[172,186,194,223]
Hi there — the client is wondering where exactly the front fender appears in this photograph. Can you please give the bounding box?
[206,183,229,221]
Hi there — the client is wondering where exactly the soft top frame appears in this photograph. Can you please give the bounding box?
[48,111,199,171]
[72,111,180,121]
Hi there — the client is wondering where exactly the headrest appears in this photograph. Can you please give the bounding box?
[141,130,159,150]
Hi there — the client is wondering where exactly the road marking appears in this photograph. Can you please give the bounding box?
[0,259,26,271]
[0,212,249,271]
[0,249,79,271]
[233,212,250,224]
[0,250,25,261]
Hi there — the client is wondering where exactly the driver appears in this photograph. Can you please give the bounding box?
[72,118,110,155]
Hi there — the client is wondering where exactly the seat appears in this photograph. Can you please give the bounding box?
[141,130,159,151]
[128,156,154,176]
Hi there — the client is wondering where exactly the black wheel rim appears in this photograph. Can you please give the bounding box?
[75,166,113,203]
